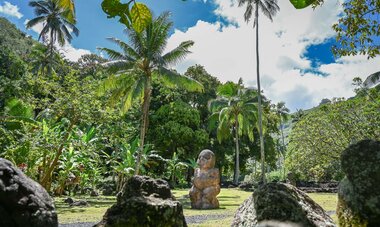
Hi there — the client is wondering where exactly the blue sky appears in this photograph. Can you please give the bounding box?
[1,0,229,55]
[1,0,379,111]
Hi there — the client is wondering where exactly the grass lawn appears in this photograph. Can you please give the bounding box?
[56,189,337,226]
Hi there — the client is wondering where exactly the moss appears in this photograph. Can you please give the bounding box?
[337,193,367,227]
[338,140,380,226]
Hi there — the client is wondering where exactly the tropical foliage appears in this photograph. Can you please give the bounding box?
[287,86,380,181]
[209,81,257,184]
[237,0,280,183]
[26,0,79,57]
[98,12,203,175]
[1,0,379,198]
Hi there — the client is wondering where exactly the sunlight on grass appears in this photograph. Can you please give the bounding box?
[307,193,338,211]
[56,196,115,224]
[56,189,338,226]
[173,189,252,217]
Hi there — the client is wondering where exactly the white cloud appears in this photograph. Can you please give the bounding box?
[0,1,23,19]
[60,44,91,62]
[24,19,43,34]
[167,0,380,111]
[24,19,91,62]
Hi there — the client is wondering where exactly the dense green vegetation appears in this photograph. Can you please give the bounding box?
[0,12,282,194]
[286,86,380,182]
[1,0,379,198]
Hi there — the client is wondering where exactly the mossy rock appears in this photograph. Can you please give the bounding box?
[94,175,187,227]
[232,183,335,227]
[337,140,380,226]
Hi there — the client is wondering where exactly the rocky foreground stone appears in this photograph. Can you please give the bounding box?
[94,175,187,227]
[337,139,380,226]
[231,183,335,227]
[0,158,58,227]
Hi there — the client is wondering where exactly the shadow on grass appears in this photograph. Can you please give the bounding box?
[57,208,87,214]
[217,195,241,199]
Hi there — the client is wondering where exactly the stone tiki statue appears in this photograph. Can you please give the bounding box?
[189,149,220,209]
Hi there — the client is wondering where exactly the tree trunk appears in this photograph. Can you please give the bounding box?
[135,76,152,175]
[48,30,54,76]
[40,117,76,191]
[255,3,266,184]
[233,119,240,185]
[280,116,286,179]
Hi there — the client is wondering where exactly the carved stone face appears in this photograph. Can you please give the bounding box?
[197,149,216,170]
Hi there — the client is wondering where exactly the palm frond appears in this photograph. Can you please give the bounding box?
[162,40,194,66]
[58,0,76,23]
[97,74,133,96]
[29,1,50,16]
[146,12,172,56]
[38,25,50,42]
[97,47,126,61]
[101,60,135,74]
[120,77,146,113]
[26,16,46,29]
[208,112,220,131]
[107,37,139,60]
[208,98,228,112]
[217,82,239,97]
[158,67,204,92]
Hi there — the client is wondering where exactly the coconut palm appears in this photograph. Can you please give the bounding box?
[209,81,257,185]
[237,0,280,183]
[276,102,289,154]
[98,12,203,175]
[292,109,305,123]
[275,101,289,178]
[29,43,62,76]
[57,0,75,23]
[26,0,79,59]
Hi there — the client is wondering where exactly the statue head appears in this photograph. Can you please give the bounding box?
[197,149,216,170]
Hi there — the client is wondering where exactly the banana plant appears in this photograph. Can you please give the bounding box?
[56,145,79,195]
[165,152,188,187]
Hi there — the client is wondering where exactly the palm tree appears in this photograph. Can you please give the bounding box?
[276,102,289,153]
[237,0,280,183]
[26,0,79,60]
[29,43,62,76]
[98,12,203,175]
[57,0,75,23]
[209,81,257,185]
[292,109,305,123]
[275,101,289,178]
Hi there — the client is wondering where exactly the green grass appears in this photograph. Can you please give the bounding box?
[307,192,338,223]
[55,189,338,226]
[173,189,252,217]
[55,196,115,224]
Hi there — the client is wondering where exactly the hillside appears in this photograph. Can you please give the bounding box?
[281,77,380,148]
[0,17,37,56]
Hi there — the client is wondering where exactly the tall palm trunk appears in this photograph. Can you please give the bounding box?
[135,76,152,175]
[255,3,266,184]
[280,116,286,179]
[48,30,55,76]
[233,119,240,185]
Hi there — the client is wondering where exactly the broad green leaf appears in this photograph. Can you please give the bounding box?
[58,0,75,23]
[101,0,123,18]
[130,3,152,33]
[101,0,131,28]
[289,0,316,9]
